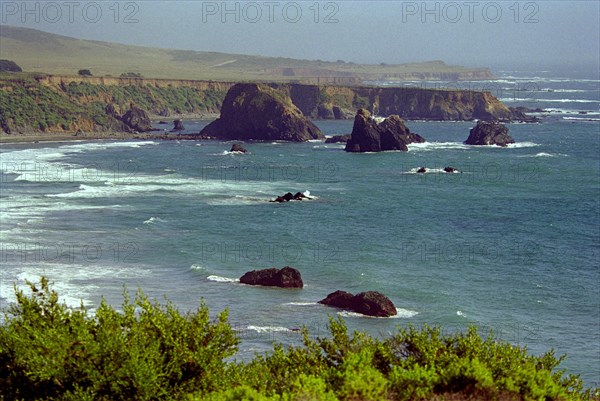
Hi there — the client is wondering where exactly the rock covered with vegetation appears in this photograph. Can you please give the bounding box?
[465,120,515,147]
[200,83,324,142]
[0,278,596,400]
[345,109,426,152]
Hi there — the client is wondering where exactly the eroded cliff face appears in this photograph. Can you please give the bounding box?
[1,74,517,134]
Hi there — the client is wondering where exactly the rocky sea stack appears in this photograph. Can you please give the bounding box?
[172,119,185,131]
[200,83,324,142]
[345,109,425,152]
[319,290,397,317]
[465,120,514,147]
[239,266,303,288]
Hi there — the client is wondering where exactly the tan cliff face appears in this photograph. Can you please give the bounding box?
[2,75,516,134]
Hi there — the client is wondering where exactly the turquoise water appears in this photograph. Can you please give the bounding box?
[1,72,599,386]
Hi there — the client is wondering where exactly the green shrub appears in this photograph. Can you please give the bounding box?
[1,278,597,401]
[0,277,238,400]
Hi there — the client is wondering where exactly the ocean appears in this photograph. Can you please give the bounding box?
[1,70,598,387]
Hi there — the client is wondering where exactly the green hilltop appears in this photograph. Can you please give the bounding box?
[0,25,493,82]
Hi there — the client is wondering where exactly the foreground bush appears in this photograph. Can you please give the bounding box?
[1,278,597,401]
[0,277,237,400]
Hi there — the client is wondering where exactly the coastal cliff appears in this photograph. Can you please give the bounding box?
[1,74,516,135]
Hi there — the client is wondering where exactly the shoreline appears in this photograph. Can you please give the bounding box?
[0,131,156,145]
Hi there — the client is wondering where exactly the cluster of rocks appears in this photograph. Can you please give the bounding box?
[345,109,426,152]
[270,191,312,203]
[236,267,397,317]
[416,166,460,174]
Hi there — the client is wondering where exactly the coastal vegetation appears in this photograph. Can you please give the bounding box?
[1,278,597,401]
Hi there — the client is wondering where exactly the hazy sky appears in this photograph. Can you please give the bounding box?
[1,1,599,70]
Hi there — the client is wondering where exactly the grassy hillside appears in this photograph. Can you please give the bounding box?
[0,25,493,82]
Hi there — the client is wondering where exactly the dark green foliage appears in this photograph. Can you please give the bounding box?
[0,277,238,400]
[121,72,143,78]
[1,279,597,401]
[0,59,22,72]
[78,69,93,76]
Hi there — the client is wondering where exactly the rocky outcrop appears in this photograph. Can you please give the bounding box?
[121,104,153,132]
[239,266,303,288]
[319,290,397,317]
[200,83,324,142]
[271,191,312,203]
[345,109,425,152]
[465,121,514,147]
[172,119,185,131]
[325,134,351,144]
[230,143,248,153]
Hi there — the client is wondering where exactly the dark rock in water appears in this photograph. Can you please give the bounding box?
[319,290,397,317]
[417,167,427,174]
[200,83,324,142]
[158,121,169,125]
[239,266,303,288]
[230,143,248,153]
[172,119,185,131]
[318,290,354,309]
[345,109,425,152]
[122,104,153,132]
[325,134,352,144]
[271,191,312,203]
[352,291,397,317]
[443,166,460,173]
[465,120,514,147]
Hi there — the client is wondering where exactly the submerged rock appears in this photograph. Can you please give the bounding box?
[465,121,514,147]
[271,191,312,203]
[319,290,397,317]
[239,266,303,288]
[345,109,425,152]
[325,134,352,144]
[200,83,324,142]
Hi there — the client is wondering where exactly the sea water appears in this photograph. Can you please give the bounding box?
[1,70,598,386]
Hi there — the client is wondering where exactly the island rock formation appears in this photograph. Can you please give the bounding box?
[199,83,324,142]
[172,119,185,131]
[319,290,397,317]
[465,121,514,147]
[239,266,303,288]
[345,109,425,152]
